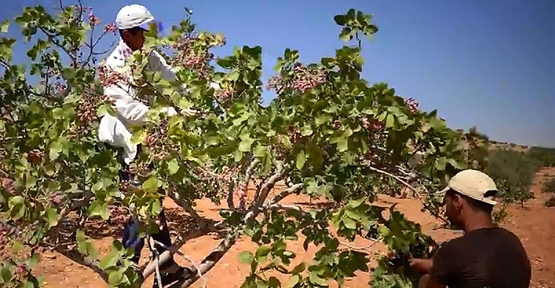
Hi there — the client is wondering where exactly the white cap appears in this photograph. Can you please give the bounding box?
[115,4,155,30]
[437,169,498,205]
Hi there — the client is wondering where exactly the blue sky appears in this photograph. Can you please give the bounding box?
[2,0,554,147]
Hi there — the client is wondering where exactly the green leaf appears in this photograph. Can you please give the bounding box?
[435,157,448,171]
[255,245,272,263]
[76,229,86,242]
[8,196,25,219]
[99,251,119,270]
[286,274,300,288]
[238,251,254,264]
[225,70,240,81]
[96,103,115,117]
[1,265,12,284]
[26,252,40,268]
[301,125,313,136]
[309,271,327,286]
[291,262,306,274]
[268,277,280,288]
[331,135,349,152]
[339,27,352,41]
[108,270,124,286]
[254,144,266,158]
[295,150,307,170]
[346,197,365,209]
[239,135,255,152]
[153,71,162,83]
[87,200,110,220]
[45,207,59,227]
[75,229,97,257]
[334,15,347,25]
[11,241,22,253]
[49,141,62,160]
[142,176,159,193]
[8,195,24,208]
[385,113,395,129]
[167,158,180,175]
[0,20,9,33]
[342,215,357,229]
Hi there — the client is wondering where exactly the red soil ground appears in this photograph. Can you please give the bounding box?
[33,168,555,288]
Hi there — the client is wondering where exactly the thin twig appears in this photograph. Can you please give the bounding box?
[339,237,380,252]
[367,165,423,198]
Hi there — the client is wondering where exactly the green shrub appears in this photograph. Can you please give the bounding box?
[544,196,555,207]
[527,146,555,167]
[487,149,540,205]
[542,178,555,193]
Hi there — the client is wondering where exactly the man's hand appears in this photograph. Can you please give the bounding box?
[409,257,433,275]
[161,106,198,117]
[154,217,166,231]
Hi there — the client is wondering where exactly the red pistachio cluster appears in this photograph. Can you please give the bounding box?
[88,12,101,26]
[98,65,127,87]
[1,177,16,195]
[109,205,131,225]
[405,97,419,113]
[267,64,327,94]
[361,117,385,132]
[171,34,225,79]
[103,23,117,35]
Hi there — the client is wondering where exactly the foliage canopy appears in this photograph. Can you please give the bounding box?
[0,2,506,288]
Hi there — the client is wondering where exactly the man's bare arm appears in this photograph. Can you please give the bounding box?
[409,258,433,274]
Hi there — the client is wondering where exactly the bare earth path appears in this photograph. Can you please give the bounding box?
[34,168,555,288]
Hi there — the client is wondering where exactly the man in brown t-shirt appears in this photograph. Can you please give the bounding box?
[409,169,531,288]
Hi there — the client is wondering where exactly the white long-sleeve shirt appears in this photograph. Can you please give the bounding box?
[97,40,181,164]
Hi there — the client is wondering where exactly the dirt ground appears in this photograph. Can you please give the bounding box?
[33,168,555,288]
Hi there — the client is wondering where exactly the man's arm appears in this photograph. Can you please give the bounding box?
[410,241,456,288]
[409,258,433,274]
[149,50,179,82]
[148,50,221,116]
[104,83,151,126]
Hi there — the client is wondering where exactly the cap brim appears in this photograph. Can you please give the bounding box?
[436,186,450,196]
[138,22,151,31]
[136,16,155,31]
[473,197,497,206]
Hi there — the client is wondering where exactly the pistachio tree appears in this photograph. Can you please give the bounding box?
[0,2,468,288]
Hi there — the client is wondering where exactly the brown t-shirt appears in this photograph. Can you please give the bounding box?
[431,227,531,288]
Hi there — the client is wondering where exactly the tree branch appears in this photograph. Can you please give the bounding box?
[269,183,303,204]
[366,164,449,223]
[226,179,236,210]
[167,191,208,230]
[366,165,423,198]
[55,248,109,282]
[171,230,238,288]
[240,159,260,210]
[252,170,286,210]
[145,173,290,287]
[140,227,212,280]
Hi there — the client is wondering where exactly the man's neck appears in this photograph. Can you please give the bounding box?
[122,40,137,51]
[462,215,494,233]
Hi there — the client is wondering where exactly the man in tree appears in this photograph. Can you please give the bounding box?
[409,169,531,288]
[97,4,194,287]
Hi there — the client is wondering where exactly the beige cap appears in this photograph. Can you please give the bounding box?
[116,4,155,30]
[438,169,498,205]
